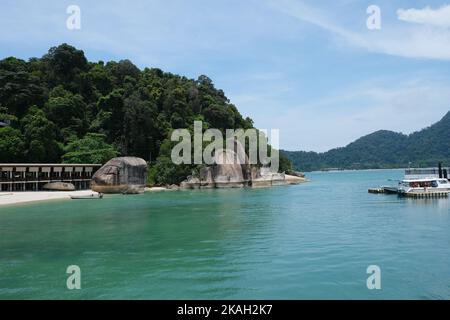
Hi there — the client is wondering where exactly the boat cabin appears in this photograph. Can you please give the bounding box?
[398,178,450,193]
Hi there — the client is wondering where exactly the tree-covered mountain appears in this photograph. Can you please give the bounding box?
[282,111,450,171]
[0,44,291,184]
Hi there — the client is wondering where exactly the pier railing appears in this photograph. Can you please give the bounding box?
[0,163,102,191]
[404,168,447,179]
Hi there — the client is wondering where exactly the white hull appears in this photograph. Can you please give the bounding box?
[398,177,450,194]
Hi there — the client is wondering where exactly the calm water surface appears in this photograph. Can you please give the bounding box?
[1,169,450,299]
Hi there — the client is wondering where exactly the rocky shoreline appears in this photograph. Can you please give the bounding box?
[144,173,307,192]
[178,142,308,189]
[179,169,307,189]
[90,149,308,193]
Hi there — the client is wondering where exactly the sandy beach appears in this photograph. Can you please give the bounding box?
[0,190,100,207]
[0,180,308,207]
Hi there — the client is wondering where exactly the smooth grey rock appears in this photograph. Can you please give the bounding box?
[91,157,147,194]
[180,176,201,189]
[290,171,305,178]
[179,138,307,189]
[43,182,75,191]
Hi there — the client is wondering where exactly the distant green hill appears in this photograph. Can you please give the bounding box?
[282,111,450,171]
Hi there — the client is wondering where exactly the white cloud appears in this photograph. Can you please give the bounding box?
[268,0,450,60]
[397,5,450,28]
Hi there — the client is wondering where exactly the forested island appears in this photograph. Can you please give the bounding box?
[4,44,446,179]
[0,44,292,185]
[282,111,450,172]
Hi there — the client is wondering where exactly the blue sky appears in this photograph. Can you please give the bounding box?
[1,0,450,151]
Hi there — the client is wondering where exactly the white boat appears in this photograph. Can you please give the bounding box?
[397,178,450,194]
[70,193,103,200]
[370,165,450,195]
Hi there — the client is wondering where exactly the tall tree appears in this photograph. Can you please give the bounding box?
[21,106,61,162]
[62,133,118,164]
[45,86,87,141]
[43,43,88,87]
[0,57,45,117]
[0,126,25,162]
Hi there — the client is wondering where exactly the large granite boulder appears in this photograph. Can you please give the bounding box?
[91,157,147,194]
[250,167,284,187]
[198,167,214,188]
[180,175,201,189]
[284,174,307,184]
[180,139,249,189]
[212,148,246,188]
[179,138,307,189]
[250,167,306,187]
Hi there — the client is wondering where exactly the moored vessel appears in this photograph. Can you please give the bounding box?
[70,193,103,200]
[369,163,450,197]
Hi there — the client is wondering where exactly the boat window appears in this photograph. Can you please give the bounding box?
[439,180,448,184]
[409,182,426,187]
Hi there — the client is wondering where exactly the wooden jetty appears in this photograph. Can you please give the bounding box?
[368,186,398,194]
[368,188,385,194]
[368,188,449,198]
[402,191,448,199]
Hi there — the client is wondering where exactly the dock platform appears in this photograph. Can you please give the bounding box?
[369,188,449,198]
[402,191,448,199]
[368,188,385,194]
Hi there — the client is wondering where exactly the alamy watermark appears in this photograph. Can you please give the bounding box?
[366,5,381,30]
[366,265,381,290]
[171,121,280,172]
[66,5,81,30]
[66,265,81,290]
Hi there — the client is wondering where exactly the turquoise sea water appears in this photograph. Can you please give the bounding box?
[1,169,450,299]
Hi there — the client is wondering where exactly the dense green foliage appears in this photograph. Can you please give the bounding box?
[0,126,25,162]
[0,44,290,184]
[282,111,450,171]
[62,133,119,164]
